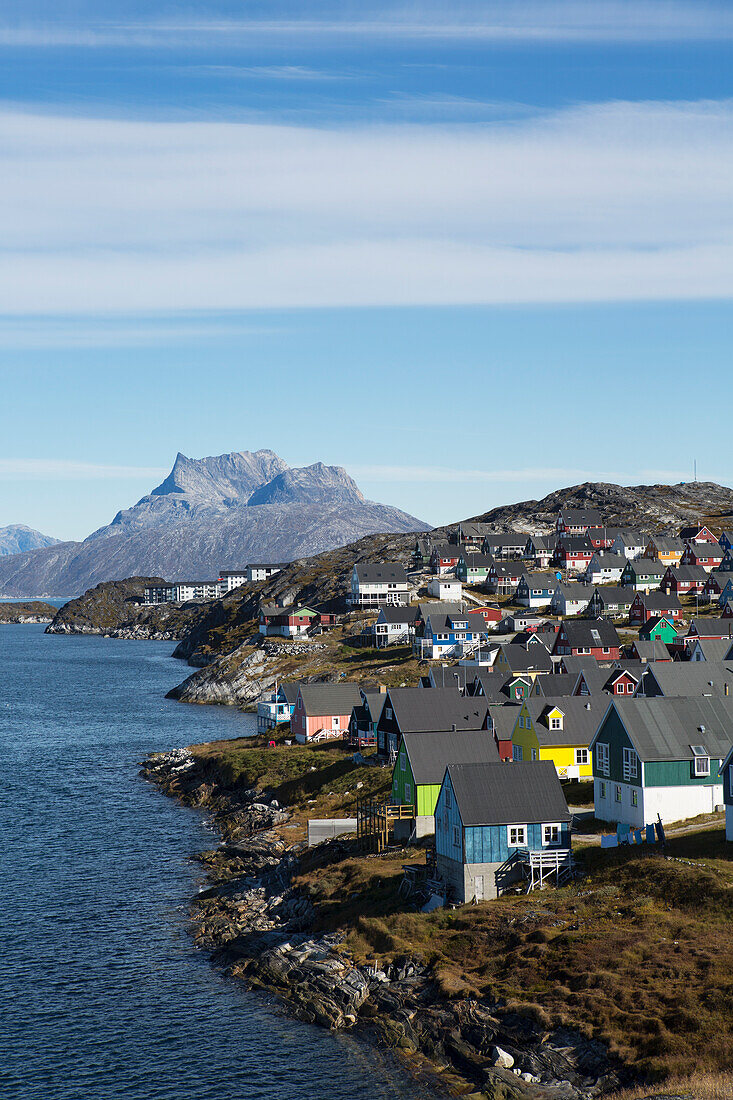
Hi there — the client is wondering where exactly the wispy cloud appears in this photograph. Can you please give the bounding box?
[0,316,278,349]
[0,98,730,311]
[351,464,690,485]
[1,3,732,48]
[0,459,167,480]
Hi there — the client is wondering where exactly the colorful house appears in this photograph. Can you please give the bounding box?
[511,696,600,779]
[620,561,664,592]
[681,543,724,573]
[643,535,684,567]
[291,683,363,743]
[524,535,556,569]
[629,590,682,625]
[515,572,557,608]
[589,697,731,827]
[486,562,524,595]
[583,553,627,585]
[555,507,603,537]
[679,524,719,545]
[550,582,594,617]
[418,610,489,659]
[551,618,621,661]
[721,742,733,841]
[586,585,635,619]
[435,761,572,902]
[391,729,500,837]
[635,661,733,699]
[638,615,678,644]
[661,564,708,595]
[259,604,336,637]
[553,535,594,572]
[376,687,488,758]
[456,552,494,586]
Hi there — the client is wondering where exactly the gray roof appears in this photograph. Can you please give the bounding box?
[298,683,363,716]
[523,695,602,746]
[557,535,594,552]
[638,591,682,610]
[647,536,684,553]
[558,655,601,674]
[689,618,733,638]
[688,639,733,661]
[555,617,621,648]
[496,644,554,674]
[385,687,488,733]
[519,572,558,587]
[665,564,709,583]
[280,683,302,705]
[592,585,635,607]
[377,605,420,625]
[526,534,555,550]
[354,563,408,583]
[600,696,733,762]
[638,661,733,699]
[362,691,387,722]
[447,760,571,827]
[558,508,602,526]
[630,639,672,662]
[554,583,594,599]
[587,554,628,570]
[402,729,500,785]
[417,601,464,620]
[459,552,494,568]
[627,562,664,577]
[532,673,580,697]
[487,704,522,743]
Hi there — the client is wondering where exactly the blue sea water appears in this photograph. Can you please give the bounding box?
[0,626,440,1100]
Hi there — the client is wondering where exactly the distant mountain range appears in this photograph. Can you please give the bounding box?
[0,450,429,597]
[0,524,60,556]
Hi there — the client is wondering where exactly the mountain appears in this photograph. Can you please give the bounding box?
[0,450,428,597]
[466,481,733,536]
[0,524,60,556]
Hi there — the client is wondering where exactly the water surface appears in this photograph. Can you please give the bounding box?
[0,627,440,1100]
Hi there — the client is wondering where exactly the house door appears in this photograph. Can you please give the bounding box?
[473,876,485,902]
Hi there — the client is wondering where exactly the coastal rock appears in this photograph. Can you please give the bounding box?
[492,1045,515,1069]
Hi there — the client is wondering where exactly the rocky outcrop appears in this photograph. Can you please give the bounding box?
[470,480,733,536]
[0,601,58,623]
[167,640,328,705]
[142,749,627,1100]
[0,449,428,598]
[46,577,212,640]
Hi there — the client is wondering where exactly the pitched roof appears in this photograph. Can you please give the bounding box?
[638,661,733,698]
[602,696,733,761]
[557,535,594,552]
[631,639,673,661]
[628,561,665,577]
[384,687,488,733]
[520,572,558,587]
[468,670,520,702]
[522,695,602,746]
[496,644,554,674]
[402,729,500,785]
[554,583,594,599]
[447,760,571,827]
[689,618,733,638]
[532,673,581,697]
[417,601,464,620]
[555,618,621,648]
[688,638,733,661]
[647,535,684,553]
[526,534,555,550]
[638,591,682,610]
[592,585,635,607]
[377,605,420,625]
[558,508,602,526]
[362,691,387,722]
[586,554,628,570]
[354,563,408,583]
[298,683,363,716]
[458,552,494,568]
[664,564,709,583]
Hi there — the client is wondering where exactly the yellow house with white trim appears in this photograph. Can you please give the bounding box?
[511,696,599,780]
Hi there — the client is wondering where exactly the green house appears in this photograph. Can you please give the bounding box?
[391,728,500,837]
[639,615,677,643]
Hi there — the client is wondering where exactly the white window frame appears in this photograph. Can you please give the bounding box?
[596,742,610,775]
[599,781,607,798]
[694,755,711,777]
[512,744,523,762]
[622,747,638,780]
[507,824,527,847]
[550,715,562,730]
[543,823,561,846]
[631,789,638,807]
[575,748,589,766]
[615,785,622,803]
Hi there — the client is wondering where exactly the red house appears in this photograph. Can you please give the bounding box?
[679,524,719,544]
[553,535,594,572]
[552,618,621,660]
[686,618,733,641]
[291,683,363,743]
[629,591,682,625]
[680,544,724,572]
[661,563,708,595]
[601,667,640,696]
[430,544,460,574]
[556,507,603,537]
[470,605,503,627]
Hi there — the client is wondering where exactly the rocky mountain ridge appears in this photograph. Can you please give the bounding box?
[0,449,428,597]
[0,524,60,556]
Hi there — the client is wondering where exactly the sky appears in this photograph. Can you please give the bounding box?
[0,0,731,541]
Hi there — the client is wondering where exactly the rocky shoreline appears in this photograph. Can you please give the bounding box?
[141,748,639,1100]
[0,601,58,624]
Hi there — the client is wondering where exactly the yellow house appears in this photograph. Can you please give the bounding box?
[511,696,599,780]
[643,536,684,568]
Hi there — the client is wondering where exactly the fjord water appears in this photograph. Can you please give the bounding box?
[0,626,435,1100]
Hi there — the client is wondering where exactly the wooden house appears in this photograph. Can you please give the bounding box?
[391,729,500,837]
[511,696,599,779]
[589,697,731,827]
[620,560,664,592]
[376,687,487,758]
[686,618,733,642]
[635,661,733,700]
[350,563,409,607]
[582,553,627,586]
[348,689,387,748]
[553,535,594,572]
[610,530,647,560]
[427,576,462,600]
[643,535,684,567]
[259,604,336,637]
[515,572,557,608]
[456,552,494,586]
[486,562,524,595]
[661,563,708,595]
[291,683,363,743]
[638,615,678,644]
[550,582,594,617]
[481,532,528,560]
[435,761,571,902]
[586,585,635,620]
[628,638,672,662]
[524,534,555,569]
[371,605,419,647]
[555,508,603,537]
[679,524,719,545]
[430,543,460,575]
[552,618,621,661]
[629,590,682,625]
[681,543,724,573]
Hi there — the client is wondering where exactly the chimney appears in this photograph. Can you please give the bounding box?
[452,723,457,732]
[378,683,387,694]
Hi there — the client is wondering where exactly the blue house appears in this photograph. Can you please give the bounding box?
[435,761,572,902]
[721,743,733,842]
[256,682,301,732]
[417,610,489,658]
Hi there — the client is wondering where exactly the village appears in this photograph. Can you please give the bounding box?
[144,505,733,911]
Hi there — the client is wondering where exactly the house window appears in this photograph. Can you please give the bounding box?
[404,782,412,803]
[615,785,622,803]
[694,756,711,777]
[599,781,607,798]
[400,752,406,772]
[453,825,460,847]
[622,748,638,781]
[550,716,562,730]
[531,748,538,761]
[508,825,527,846]
[385,707,392,720]
[332,716,340,729]
[575,748,589,766]
[513,745,523,761]
[596,742,610,775]
[518,715,524,728]
[445,786,451,808]
[631,790,638,808]
[543,823,561,846]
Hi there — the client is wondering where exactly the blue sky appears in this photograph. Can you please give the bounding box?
[0,1,731,540]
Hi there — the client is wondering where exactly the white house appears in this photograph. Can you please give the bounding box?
[350,563,410,607]
[372,605,419,647]
[173,580,223,601]
[610,531,646,560]
[583,553,627,586]
[550,583,594,618]
[428,576,462,600]
[219,569,249,593]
